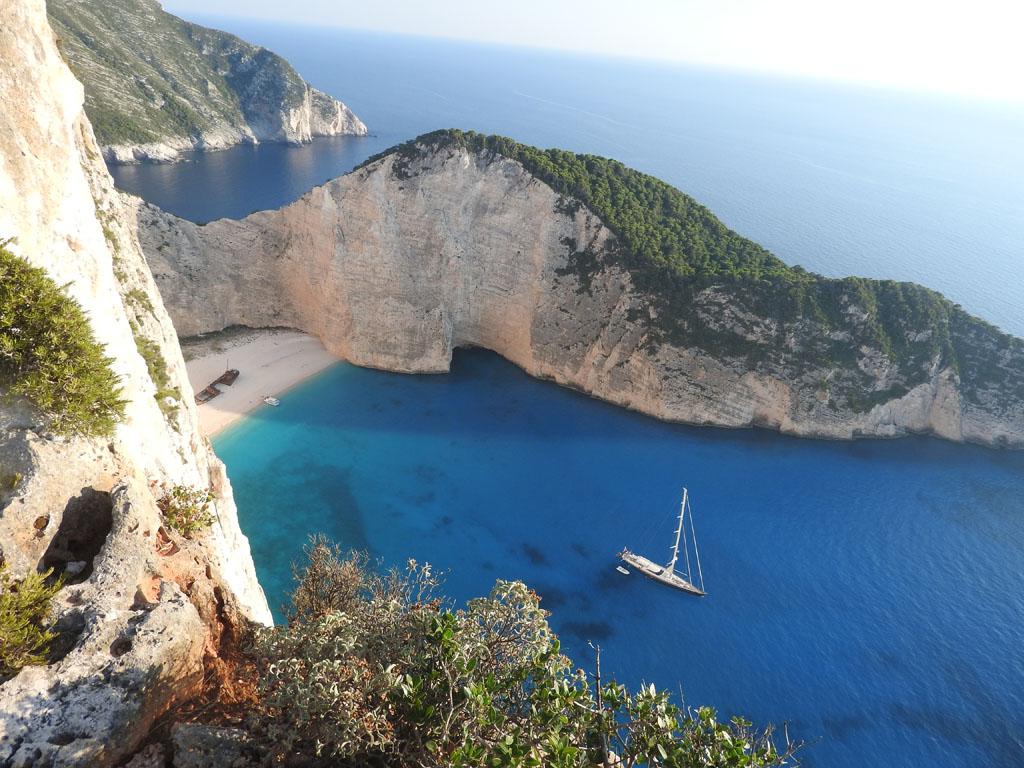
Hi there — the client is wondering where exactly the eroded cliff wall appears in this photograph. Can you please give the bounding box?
[140,145,1024,448]
[0,1,270,763]
[48,0,367,163]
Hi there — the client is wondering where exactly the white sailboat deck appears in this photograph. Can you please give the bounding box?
[619,549,705,595]
[617,487,706,596]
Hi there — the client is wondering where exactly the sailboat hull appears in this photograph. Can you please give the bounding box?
[619,550,706,596]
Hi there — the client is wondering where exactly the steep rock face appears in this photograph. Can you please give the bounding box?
[48,0,367,164]
[139,144,1024,448]
[0,1,270,764]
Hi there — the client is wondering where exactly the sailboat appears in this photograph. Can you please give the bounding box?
[618,488,706,596]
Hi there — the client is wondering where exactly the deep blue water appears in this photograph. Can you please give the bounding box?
[216,350,1024,768]
[110,20,1024,337]
[108,135,394,223]
[115,20,1024,767]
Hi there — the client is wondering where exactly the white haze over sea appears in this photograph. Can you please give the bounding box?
[112,19,1024,338]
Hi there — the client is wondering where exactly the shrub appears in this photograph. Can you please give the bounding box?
[86,105,158,146]
[0,240,126,436]
[158,484,215,537]
[125,288,154,315]
[287,536,371,624]
[0,563,62,678]
[249,539,799,767]
[132,328,179,416]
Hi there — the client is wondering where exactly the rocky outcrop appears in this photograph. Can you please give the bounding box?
[140,140,1024,449]
[0,1,270,764]
[48,0,367,164]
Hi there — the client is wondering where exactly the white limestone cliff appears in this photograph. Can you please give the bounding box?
[0,1,270,763]
[139,145,1024,449]
[102,87,367,165]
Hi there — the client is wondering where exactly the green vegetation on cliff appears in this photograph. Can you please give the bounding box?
[374,130,793,284]
[243,539,798,767]
[48,0,359,149]
[360,131,1024,418]
[0,563,61,679]
[0,241,125,436]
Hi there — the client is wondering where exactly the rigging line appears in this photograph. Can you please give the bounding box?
[689,492,705,592]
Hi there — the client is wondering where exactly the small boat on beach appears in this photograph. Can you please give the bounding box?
[263,396,280,406]
[214,368,239,386]
[194,367,238,405]
[194,385,221,404]
[618,488,706,596]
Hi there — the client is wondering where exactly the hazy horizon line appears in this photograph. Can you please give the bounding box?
[176,10,1024,110]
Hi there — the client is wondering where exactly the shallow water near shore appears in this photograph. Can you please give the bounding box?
[215,349,1024,768]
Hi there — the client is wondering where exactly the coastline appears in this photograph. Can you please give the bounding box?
[183,328,338,437]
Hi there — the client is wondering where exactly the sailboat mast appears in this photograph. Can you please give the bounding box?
[681,495,693,579]
[688,493,705,592]
[667,488,688,572]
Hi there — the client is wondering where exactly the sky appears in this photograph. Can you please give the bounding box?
[162,0,1024,103]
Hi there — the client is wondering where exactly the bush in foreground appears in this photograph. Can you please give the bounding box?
[0,240,125,436]
[0,563,61,679]
[248,537,799,767]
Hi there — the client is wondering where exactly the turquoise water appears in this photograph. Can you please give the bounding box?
[216,350,1024,768]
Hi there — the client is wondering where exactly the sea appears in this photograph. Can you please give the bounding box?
[111,20,1024,768]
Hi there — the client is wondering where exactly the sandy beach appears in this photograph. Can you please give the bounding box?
[183,328,338,437]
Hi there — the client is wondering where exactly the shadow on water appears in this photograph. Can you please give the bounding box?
[596,567,632,593]
[521,543,548,566]
[260,350,1024,480]
[229,453,370,618]
[571,542,590,559]
[561,620,615,643]
[532,583,567,609]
